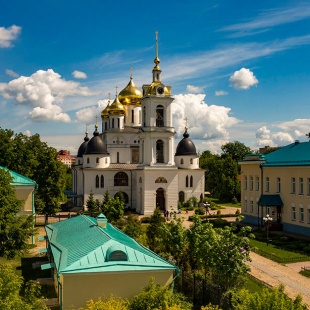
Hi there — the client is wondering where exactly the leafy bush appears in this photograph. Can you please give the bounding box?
[195,207,206,215]
[232,197,238,204]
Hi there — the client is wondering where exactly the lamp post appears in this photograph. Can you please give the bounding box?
[263,214,273,246]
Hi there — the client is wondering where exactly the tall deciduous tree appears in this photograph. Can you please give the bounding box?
[0,128,67,219]
[221,141,252,162]
[0,169,33,258]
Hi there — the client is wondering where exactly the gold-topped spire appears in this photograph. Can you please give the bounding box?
[85,124,88,136]
[184,117,188,131]
[115,85,119,96]
[118,71,142,105]
[153,31,160,70]
[95,115,98,130]
[130,67,133,79]
[108,92,111,103]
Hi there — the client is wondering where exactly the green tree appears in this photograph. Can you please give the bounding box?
[0,128,67,220]
[86,190,96,214]
[0,263,48,310]
[0,169,34,258]
[221,141,252,162]
[230,284,307,310]
[146,208,166,252]
[129,278,192,310]
[121,213,143,240]
[102,196,124,224]
[74,295,129,310]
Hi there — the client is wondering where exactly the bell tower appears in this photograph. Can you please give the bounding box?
[139,32,176,168]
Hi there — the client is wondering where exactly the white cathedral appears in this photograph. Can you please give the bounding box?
[72,35,205,214]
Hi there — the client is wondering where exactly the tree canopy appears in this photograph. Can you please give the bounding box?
[221,141,252,162]
[0,169,34,258]
[0,128,67,217]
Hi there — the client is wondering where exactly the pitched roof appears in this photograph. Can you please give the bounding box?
[0,166,37,187]
[45,215,178,274]
[262,141,310,167]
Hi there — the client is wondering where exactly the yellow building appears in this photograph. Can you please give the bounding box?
[41,214,179,309]
[239,141,310,236]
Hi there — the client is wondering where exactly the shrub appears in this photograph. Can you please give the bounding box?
[195,207,206,215]
[232,197,238,204]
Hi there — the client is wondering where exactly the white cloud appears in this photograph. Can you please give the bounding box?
[0,69,97,122]
[72,70,87,79]
[172,94,239,143]
[255,125,295,147]
[24,130,31,137]
[5,69,19,78]
[215,90,228,96]
[229,68,258,90]
[220,4,310,37]
[0,25,21,48]
[76,99,108,123]
[186,85,203,93]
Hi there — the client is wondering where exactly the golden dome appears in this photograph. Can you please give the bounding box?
[109,96,125,116]
[145,81,171,96]
[118,77,142,106]
[101,103,110,119]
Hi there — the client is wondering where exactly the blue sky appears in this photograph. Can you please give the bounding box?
[1,0,310,154]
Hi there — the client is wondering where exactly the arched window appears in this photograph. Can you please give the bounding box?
[114,172,128,186]
[186,176,189,187]
[87,157,90,164]
[112,118,115,128]
[190,176,193,187]
[156,105,164,127]
[156,140,164,163]
[117,152,120,163]
[117,118,120,128]
[131,110,134,123]
[180,158,184,164]
[100,175,104,188]
[105,122,108,130]
[143,106,146,127]
[96,175,99,188]
[155,177,167,183]
[179,191,185,203]
[139,177,142,183]
[96,157,99,163]
[190,158,193,164]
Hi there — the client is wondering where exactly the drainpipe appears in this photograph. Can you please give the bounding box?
[32,183,38,244]
[130,170,133,209]
[57,273,62,310]
[259,164,263,228]
[171,268,180,292]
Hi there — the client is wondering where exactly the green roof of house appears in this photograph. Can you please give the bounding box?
[0,166,37,187]
[45,215,179,275]
[261,141,310,167]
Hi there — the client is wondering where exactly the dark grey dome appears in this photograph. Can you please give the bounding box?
[175,130,197,156]
[85,127,107,154]
[77,133,89,157]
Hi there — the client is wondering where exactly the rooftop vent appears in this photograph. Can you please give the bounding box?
[96,213,107,229]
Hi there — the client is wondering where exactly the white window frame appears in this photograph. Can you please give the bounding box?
[299,178,304,195]
[250,176,253,191]
[307,178,310,196]
[291,204,296,221]
[251,200,254,213]
[244,199,248,212]
[276,177,281,193]
[244,176,247,190]
[291,177,296,194]
[266,177,269,192]
[255,176,259,191]
[300,204,304,222]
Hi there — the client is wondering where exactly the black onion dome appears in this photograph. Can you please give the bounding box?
[85,127,107,154]
[175,130,197,156]
[77,133,89,157]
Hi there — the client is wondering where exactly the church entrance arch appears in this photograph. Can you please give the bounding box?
[156,188,165,210]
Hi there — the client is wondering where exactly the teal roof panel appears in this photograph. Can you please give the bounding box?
[0,166,37,187]
[45,215,178,275]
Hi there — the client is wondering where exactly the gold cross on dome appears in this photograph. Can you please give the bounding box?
[115,86,118,96]
[130,67,133,79]
[184,117,188,130]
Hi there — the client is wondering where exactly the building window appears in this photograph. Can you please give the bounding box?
[112,118,115,128]
[117,118,120,128]
[156,105,164,127]
[105,122,108,130]
[180,158,184,164]
[96,175,99,188]
[307,178,310,195]
[186,176,189,187]
[250,176,253,191]
[190,176,193,187]
[266,177,269,192]
[114,172,128,186]
[155,177,167,183]
[87,157,90,164]
[139,110,141,124]
[255,176,259,191]
[308,205,310,223]
[251,200,254,213]
[156,140,164,163]
[276,177,281,193]
[117,152,120,163]
[244,176,247,190]
[100,175,104,188]
[179,191,185,203]
[299,178,304,195]
[300,204,304,222]
[131,110,134,123]
[96,157,99,163]
[143,106,146,127]
[256,200,259,214]
[291,177,296,194]
[244,199,248,212]
[190,158,193,164]
[291,204,296,221]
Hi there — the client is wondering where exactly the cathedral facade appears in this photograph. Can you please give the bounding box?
[72,36,205,214]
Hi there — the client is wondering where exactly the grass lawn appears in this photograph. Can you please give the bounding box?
[250,239,310,263]
[244,274,267,293]
[209,198,241,208]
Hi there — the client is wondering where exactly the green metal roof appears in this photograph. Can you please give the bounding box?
[0,166,37,187]
[45,215,178,274]
[262,141,310,167]
[258,194,283,206]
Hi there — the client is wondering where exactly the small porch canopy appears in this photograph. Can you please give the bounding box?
[258,194,283,207]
